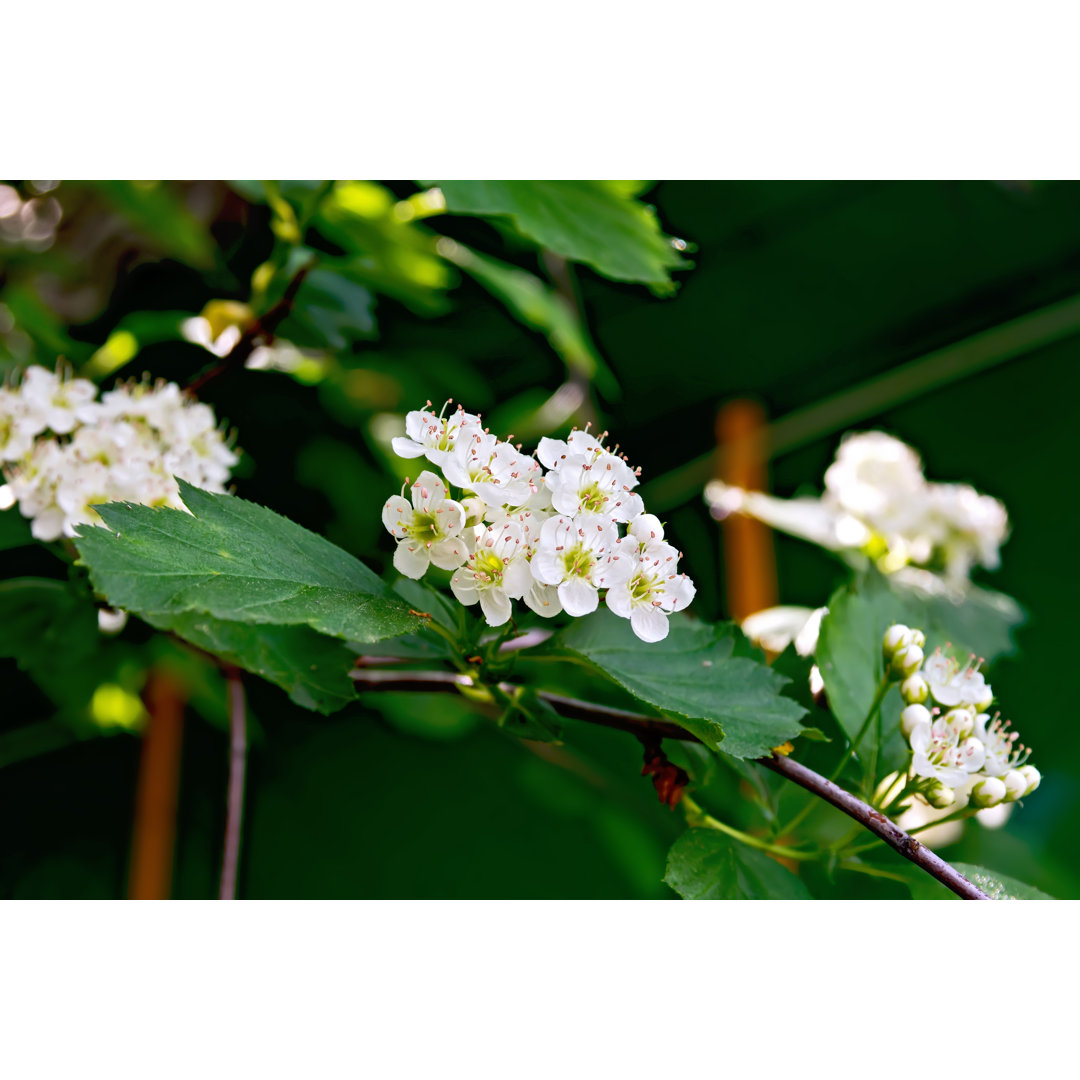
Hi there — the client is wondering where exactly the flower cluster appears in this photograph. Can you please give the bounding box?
[884,624,1040,810]
[0,364,238,541]
[382,402,696,641]
[706,431,1008,582]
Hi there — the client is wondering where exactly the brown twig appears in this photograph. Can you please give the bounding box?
[348,667,990,900]
[218,668,247,900]
[185,262,313,394]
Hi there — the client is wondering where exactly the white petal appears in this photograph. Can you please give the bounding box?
[382,495,412,537]
[605,582,634,619]
[450,573,478,606]
[411,470,447,511]
[630,606,669,643]
[558,578,599,618]
[479,588,512,627]
[523,582,563,618]
[391,437,426,459]
[393,541,430,579]
[502,558,533,599]
[532,551,563,585]
[429,537,468,570]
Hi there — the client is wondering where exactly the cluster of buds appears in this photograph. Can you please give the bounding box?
[0,364,238,541]
[382,401,695,641]
[706,431,1008,582]
[884,623,1040,811]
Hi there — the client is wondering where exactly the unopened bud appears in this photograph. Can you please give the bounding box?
[900,674,929,705]
[900,704,931,738]
[924,781,956,810]
[891,643,924,678]
[972,776,1007,809]
[883,624,913,659]
[1018,764,1041,795]
[943,706,976,738]
[907,629,926,649]
[461,496,486,529]
[1003,769,1028,803]
[971,684,994,711]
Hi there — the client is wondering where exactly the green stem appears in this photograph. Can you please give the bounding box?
[682,795,816,862]
[837,860,910,885]
[775,673,893,839]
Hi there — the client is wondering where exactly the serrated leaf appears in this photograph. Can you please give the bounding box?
[74,480,423,645]
[951,863,1055,900]
[437,180,689,291]
[664,828,812,900]
[554,610,806,757]
[142,611,357,714]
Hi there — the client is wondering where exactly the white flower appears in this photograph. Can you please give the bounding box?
[927,483,1009,578]
[824,431,925,525]
[181,315,243,358]
[530,514,630,617]
[450,521,532,626]
[923,649,993,709]
[442,432,541,510]
[97,608,128,635]
[900,704,931,738]
[382,470,468,579]
[891,643,924,678]
[909,714,987,788]
[740,605,822,656]
[0,387,42,461]
[391,402,483,466]
[19,365,99,435]
[973,711,1027,778]
[900,674,929,705]
[604,537,696,643]
[543,450,644,523]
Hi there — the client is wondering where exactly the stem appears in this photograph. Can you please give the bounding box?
[218,668,247,901]
[774,673,892,839]
[681,795,815,861]
[348,668,991,900]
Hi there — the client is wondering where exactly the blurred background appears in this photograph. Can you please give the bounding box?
[1,180,1077,899]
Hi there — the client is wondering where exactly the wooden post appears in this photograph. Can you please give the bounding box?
[715,400,778,622]
[127,669,186,900]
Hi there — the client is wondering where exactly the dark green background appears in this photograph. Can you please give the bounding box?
[2,181,1076,898]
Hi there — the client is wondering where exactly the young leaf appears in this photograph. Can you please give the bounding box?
[553,610,806,757]
[74,480,423,645]
[436,181,689,291]
[664,828,812,900]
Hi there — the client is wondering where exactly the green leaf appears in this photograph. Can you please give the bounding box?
[664,828,812,900]
[436,181,689,291]
[74,479,423,645]
[278,266,376,350]
[141,611,358,714]
[0,577,102,705]
[554,610,806,757]
[440,243,614,389]
[951,863,1055,900]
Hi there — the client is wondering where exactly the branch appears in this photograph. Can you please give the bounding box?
[348,667,990,900]
[185,262,313,394]
[218,668,248,900]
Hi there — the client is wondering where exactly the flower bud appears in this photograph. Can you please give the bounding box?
[1018,764,1041,795]
[942,706,976,738]
[900,704,931,738]
[1003,769,1028,802]
[900,674,929,705]
[882,623,913,659]
[971,776,1007,809]
[891,643,924,679]
[461,496,486,529]
[907,629,926,649]
[924,781,956,810]
[972,682,993,717]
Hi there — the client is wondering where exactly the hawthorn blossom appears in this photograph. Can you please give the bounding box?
[544,451,644,522]
[391,402,482,466]
[923,649,993,710]
[604,537,695,643]
[0,388,40,461]
[450,521,532,626]
[974,711,1028,778]
[381,471,468,579]
[909,713,987,789]
[442,431,541,510]
[530,514,631,617]
[19,365,98,435]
